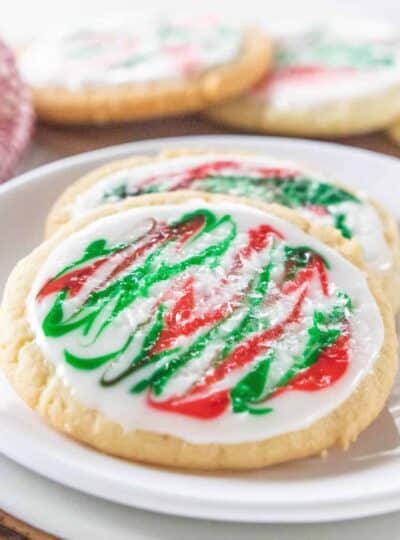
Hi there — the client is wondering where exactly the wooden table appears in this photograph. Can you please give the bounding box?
[13,115,400,175]
[2,116,400,540]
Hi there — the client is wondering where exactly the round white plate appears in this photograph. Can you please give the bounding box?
[3,452,400,540]
[1,135,400,523]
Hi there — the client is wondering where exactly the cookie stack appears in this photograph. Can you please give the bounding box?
[16,16,400,141]
[0,148,398,469]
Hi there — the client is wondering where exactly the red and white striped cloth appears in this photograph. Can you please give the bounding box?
[0,39,33,181]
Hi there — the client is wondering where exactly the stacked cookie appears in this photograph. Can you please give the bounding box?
[0,148,398,469]
[16,16,400,141]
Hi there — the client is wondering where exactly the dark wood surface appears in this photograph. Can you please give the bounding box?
[13,115,400,176]
[0,511,54,540]
[2,116,400,540]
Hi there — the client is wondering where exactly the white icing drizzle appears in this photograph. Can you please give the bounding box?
[19,15,242,89]
[26,201,384,444]
[70,153,393,272]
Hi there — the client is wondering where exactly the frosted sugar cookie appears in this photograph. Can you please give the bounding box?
[17,15,271,125]
[206,20,400,136]
[46,151,400,311]
[0,192,396,469]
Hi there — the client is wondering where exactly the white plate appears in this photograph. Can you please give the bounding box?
[1,135,400,523]
[3,452,400,540]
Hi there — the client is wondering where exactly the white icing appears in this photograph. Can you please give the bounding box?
[70,153,393,272]
[250,19,400,110]
[19,15,242,89]
[298,201,392,271]
[27,200,384,444]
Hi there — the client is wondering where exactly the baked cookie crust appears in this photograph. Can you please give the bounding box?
[387,121,400,146]
[205,85,400,138]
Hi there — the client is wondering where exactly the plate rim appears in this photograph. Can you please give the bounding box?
[4,133,400,195]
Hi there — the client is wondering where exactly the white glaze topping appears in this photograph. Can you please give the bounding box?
[250,19,400,110]
[27,201,383,444]
[19,15,242,90]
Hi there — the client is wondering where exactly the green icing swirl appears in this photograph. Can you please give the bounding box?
[102,172,360,240]
[276,29,396,70]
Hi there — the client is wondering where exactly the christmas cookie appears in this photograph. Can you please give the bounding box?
[46,151,400,311]
[206,20,400,136]
[17,15,271,125]
[0,192,396,469]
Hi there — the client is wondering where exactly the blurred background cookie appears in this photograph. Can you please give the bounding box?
[387,120,400,144]
[206,19,400,137]
[18,15,271,125]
